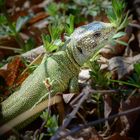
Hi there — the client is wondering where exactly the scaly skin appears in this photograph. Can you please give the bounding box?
[0,21,115,125]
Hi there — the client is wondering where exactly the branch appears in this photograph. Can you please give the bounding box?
[59,106,140,139]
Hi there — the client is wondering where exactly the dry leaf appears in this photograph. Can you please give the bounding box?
[6,56,24,86]
[108,54,140,79]
[28,12,49,25]
[119,96,140,136]
[99,35,129,59]
[104,133,134,140]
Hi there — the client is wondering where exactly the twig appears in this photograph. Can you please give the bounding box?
[21,45,45,60]
[129,23,140,29]
[70,89,119,106]
[59,106,140,139]
[51,87,120,140]
[50,86,91,140]
[0,46,22,52]
[21,53,44,76]
[33,90,52,140]
[0,45,45,70]
[70,91,85,105]
[89,89,119,95]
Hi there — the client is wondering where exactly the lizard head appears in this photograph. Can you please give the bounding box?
[69,21,115,66]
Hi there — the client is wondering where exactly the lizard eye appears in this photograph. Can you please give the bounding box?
[77,46,83,54]
[93,32,101,38]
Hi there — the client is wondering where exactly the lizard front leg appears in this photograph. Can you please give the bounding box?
[69,76,79,93]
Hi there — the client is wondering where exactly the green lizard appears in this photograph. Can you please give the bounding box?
[0,21,115,125]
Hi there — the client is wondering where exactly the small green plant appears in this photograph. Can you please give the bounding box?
[73,0,111,17]
[65,15,75,36]
[42,14,75,53]
[42,23,64,53]
[23,37,36,52]
[0,0,33,52]
[107,0,129,46]
[45,2,59,16]
[89,61,111,89]
[40,110,59,136]
[112,31,128,46]
[107,0,129,31]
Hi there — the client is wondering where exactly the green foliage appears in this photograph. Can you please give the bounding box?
[0,15,7,24]
[40,110,59,136]
[115,39,128,46]
[127,63,140,88]
[73,0,111,17]
[0,15,11,36]
[107,0,129,30]
[112,32,126,39]
[65,15,75,36]
[22,37,36,52]
[42,23,64,53]
[45,2,59,16]
[45,0,112,26]
[0,1,34,52]
[107,0,129,47]
[48,24,63,41]
[112,31,128,46]
[89,61,111,89]
[0,14,31,36]
[0,0,5,6]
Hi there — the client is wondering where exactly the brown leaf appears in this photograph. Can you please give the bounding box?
[108,54,140,79]
[119,96,140,135]
[31,6,44,14]
[6,56,23,87]
[10,10,28,22]
[28,12,49,25]
[103,94,112,130]
[15,72,29,88]
[102,94,120,136]
[105,133,134,140]
[2,56,28,95]
[0,36,19,59]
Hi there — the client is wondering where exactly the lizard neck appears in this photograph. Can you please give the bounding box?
[66,45,81,72]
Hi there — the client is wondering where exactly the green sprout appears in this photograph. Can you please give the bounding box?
[0,0,32,52]
[42,23,63,53]
[107,0,129,31]
[65,14,75,36]
[40,110,59,136]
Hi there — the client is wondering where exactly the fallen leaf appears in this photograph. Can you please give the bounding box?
[108,54,140,79]
[0,36,20,59]
[103,94,112,133]
[0,56,28,95]
[119,96,140,136]
[28,12,49,25]
[104,133,134,140]
[6,56,24,87]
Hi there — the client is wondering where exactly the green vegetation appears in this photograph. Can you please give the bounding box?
[1,0,139,140]
[107,0,129,30]
[40,110,59,136]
